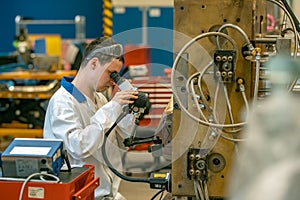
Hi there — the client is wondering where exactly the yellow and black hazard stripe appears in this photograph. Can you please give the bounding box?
[103,0,113,37]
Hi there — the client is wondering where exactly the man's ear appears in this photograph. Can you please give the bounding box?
[90,57,98,70]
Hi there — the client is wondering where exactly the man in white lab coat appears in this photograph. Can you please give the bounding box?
[43,37,138,200]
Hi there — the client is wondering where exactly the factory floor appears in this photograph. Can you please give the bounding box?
[119,150,172,200]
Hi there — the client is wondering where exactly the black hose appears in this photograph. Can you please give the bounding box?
[281,0,300,33]
[150,188,165,200]
[102,111,150,183]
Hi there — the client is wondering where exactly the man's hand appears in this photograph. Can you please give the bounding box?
[112,90,138,105]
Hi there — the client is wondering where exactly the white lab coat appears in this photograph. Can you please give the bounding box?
[43,77,134,199]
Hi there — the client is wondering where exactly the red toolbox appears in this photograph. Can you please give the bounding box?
[0,164,99,200]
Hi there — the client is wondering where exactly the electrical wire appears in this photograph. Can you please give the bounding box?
[171,32,246,128]
[281,14,289,35]
[280,0,300,33]
[188,73,205,114]
[202,180,210,200]
[223,84,234,125]
[196,73,247,133]
[175,30,252,131]
[188,70,228,155]
[200,80,223,154]
[101,111,150,184]
[185,58,249,148]
[241,84,250,119]
[150,188,165,200]
[222,84,240,157]
[18,173,60,200]
[172,31,248,128]
[217,23,252,49]
[185,58,250,147]
[193,180,201,200]
[216,23,261,106]
[186,63,214,121]
[220,134,247,142]
[213,82,248,142]
[206,78,245,145]
[196,180,207,200]
[252,52,261,106]
[101,107,171,200]
[197,61,215,115]
[190,57,247,127]
[158,190,165,200]
[212,79,222,127]
[222,83,249,135]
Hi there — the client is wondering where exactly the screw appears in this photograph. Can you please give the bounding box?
[189,154,195,160]
[189,169,195,176]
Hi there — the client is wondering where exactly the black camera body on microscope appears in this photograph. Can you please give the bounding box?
[110,71,151,116]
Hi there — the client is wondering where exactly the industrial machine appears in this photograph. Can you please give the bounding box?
[167,0,300,199]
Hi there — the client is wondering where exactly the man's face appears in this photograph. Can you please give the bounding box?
[96,58,123,92]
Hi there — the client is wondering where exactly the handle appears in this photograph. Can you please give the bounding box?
[72,177,100,200]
